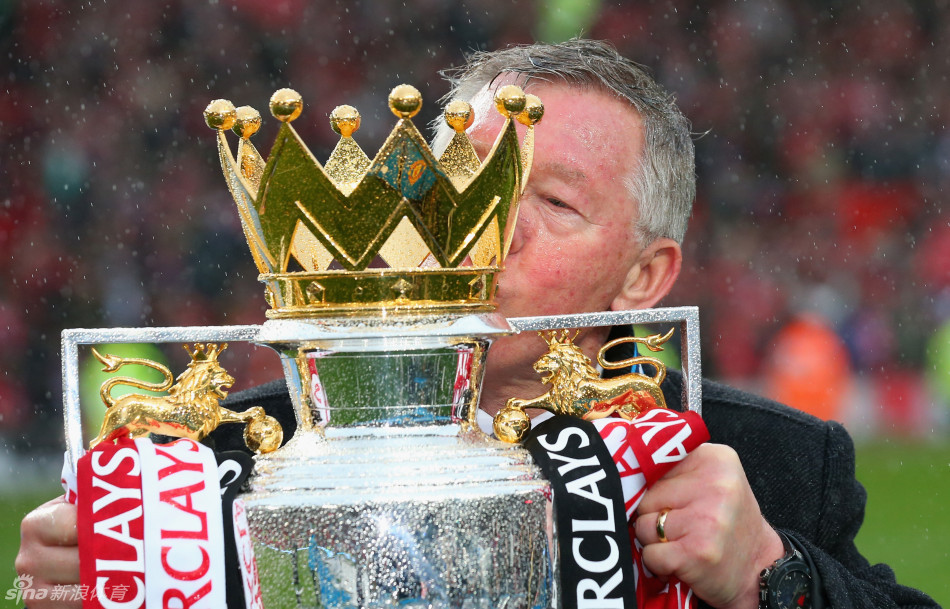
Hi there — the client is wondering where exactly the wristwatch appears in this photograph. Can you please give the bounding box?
[759,532,812,609]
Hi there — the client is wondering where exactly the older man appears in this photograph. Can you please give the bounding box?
[18,39,937,609]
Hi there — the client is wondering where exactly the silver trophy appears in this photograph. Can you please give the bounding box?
[61,83,701,608]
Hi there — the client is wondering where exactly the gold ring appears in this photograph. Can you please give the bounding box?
[656,507,672,543]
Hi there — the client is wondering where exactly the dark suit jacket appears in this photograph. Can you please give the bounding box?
[216,371,939,609]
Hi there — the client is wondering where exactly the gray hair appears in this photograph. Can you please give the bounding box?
[431,38,695,245]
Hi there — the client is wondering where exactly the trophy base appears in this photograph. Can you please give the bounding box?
[243,426,556,609]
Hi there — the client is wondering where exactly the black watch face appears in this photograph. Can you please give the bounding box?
[770,566,812,609]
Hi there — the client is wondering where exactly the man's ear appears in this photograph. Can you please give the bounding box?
[610,238,682,311]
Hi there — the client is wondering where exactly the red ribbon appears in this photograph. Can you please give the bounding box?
[76,437,147,609]
[591,407,710,609]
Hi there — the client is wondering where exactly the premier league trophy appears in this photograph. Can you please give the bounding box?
[204,84,553,608]
[61,78,702,609]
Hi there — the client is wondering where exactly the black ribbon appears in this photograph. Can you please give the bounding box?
[524,416,637,609]
[215,450,255,609]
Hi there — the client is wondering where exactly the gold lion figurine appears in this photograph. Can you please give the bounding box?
[89,343,282,454]
[493,329,673,442]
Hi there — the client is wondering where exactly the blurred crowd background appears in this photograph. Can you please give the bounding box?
[1,0,949,456]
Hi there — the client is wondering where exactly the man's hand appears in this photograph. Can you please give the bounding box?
[16,495,82,609]
[634,443,785,609]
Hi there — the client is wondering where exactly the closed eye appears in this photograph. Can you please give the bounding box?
[546,197,571,210]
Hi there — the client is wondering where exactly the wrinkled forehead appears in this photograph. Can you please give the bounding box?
[468,75,643,155]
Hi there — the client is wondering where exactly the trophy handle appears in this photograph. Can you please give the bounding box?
[507,305,702,416]
[61,325,262,473]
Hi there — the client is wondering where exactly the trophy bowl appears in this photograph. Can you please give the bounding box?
[241,315,556,609]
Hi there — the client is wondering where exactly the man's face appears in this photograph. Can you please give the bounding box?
[466,79,650,387]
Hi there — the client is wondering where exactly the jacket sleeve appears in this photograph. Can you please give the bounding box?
[788,421,938,609]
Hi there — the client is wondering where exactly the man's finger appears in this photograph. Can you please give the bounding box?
[16,544,82,584]
[636,514,686,579]
[636,478,687,516]
[637,444,740,516]
[640,539,683,578]
[22,495,78,546]
[635,508,679,546]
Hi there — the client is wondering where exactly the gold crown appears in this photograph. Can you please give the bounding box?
[204,84,543,318]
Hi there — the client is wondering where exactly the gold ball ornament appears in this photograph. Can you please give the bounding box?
[330,105,361,137]
[204,99,236,130]
[493,407,531,443]
[494,85,527,118]
[444,100,474,132]
[232,106,262,139]
[270,88,303,123]
[245,415,283,455]
[517,94,544,127]
[389,84,422,119]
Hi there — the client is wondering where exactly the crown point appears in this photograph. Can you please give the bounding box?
[444,100,474,132]
[494,85,526,118]
[517,93,544,126]
[330,105,361,137]
[204,99,237,130]
[270,88,303,122]
[389,84,422,119]
[233,106,262,139]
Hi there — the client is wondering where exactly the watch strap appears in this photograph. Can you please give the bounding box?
[784,531,826,609]
[759,531,806,609]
